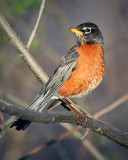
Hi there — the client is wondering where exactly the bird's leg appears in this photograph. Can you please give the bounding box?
[67,99,88,125]
[47,99,71,111]
[61,98,88,125]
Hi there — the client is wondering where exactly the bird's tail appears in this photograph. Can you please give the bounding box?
[10,119,31,131]
[10,91,51,131]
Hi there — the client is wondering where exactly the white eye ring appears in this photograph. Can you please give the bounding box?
[83,27,91,34]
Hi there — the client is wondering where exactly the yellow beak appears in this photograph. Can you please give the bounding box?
[70,28,83,35]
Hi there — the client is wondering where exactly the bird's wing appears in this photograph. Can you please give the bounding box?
[29,45,79,111]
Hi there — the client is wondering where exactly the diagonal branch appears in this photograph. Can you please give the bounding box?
[0,98,128,149]
[0,12,48,83]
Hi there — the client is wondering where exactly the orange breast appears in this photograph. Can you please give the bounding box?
[58,43,105,97]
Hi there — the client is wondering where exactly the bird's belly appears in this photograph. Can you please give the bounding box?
[58,44,105,97]
[58,61,104,97]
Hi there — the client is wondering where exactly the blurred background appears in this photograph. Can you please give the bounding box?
[0,0,128,159]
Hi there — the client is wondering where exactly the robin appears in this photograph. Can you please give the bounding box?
[11,22,105,131]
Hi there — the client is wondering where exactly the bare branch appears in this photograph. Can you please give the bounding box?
[27,0,46,48]
[0,98,128,149]
[94,93,128,118]
[0,12,48,83]
[20,125,106,160]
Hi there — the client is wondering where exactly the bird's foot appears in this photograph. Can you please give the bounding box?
[61,98,88,126]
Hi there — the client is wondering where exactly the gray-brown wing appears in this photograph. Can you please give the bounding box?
[29,45,79,111]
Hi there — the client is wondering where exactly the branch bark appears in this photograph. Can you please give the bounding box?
[0,98,128,149]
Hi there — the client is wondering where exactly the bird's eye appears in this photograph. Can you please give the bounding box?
[85,28,91,34]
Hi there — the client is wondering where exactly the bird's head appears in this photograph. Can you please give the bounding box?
[70,22,104,46]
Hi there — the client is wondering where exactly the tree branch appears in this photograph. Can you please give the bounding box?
[0,12,48,83]
[0,98,128,149]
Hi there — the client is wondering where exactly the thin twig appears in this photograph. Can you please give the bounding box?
[94,93,128,118]
[19,126,105,160]
[27,0,46,48]
[19,127,84,160]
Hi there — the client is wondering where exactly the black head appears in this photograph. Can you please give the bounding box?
[70,22,104,46]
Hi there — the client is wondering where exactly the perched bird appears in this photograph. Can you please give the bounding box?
[10,22,105,131]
